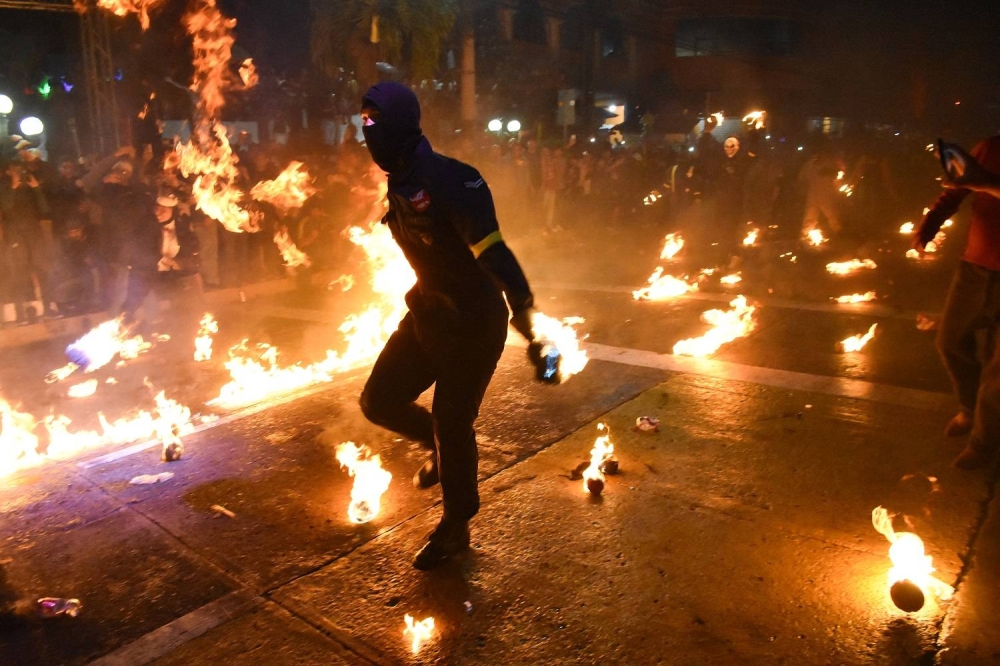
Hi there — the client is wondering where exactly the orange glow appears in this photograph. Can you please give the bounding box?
[872,507,954,607]
[96,0,162,30]
[899,222,914,234]
[250,161,317,215]
[193,314,219,362]
[673,296,756,357]
[335,442,392,523]
[841,323,877,352]
[833,291,877,304]
[742,229,759,247]
[403,614,435,654]
[273,230,312,269]
[582,423,614,493]
[826,259,877,275]
[805,228,828,246]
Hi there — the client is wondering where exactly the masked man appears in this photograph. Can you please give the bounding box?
[357,82,546,569]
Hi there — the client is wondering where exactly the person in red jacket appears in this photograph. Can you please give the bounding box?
[914,136,1000,469]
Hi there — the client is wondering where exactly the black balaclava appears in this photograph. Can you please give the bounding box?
[361,82,424,174]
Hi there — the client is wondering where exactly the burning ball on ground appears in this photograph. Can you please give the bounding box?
[890,579,925,613]
[586,477,605,496]
[162,441,183,462]
[599,457,619,475]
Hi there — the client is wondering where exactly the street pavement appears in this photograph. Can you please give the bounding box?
[0,208,998,665]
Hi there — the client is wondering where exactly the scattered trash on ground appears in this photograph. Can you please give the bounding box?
[635,416,660,432]
[129,472,175,485]
[211,504,236,519]
[37,598,82,618]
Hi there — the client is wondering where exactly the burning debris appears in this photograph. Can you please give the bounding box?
[742,110,767,130]
[273,229,312,269]
[193,314,219,362]
[335,442,392,523]
[250,161,317,215]
[582,423,616,496]
[643,191,663,206]
[742,229,759,247]
[658,232,684,261]
[673,296,756,358]
[633,268,698,301]
[899,222,915,234]
[833,292,877,304]
[55,318,146,377]
[805,228,829,246]
[403,614,435,654]
[719,273,742,286]
[826,259,877,275]
[841,324,878,352]
[872,506,953,612]
[67,380,99,399]
[96,0,161,30]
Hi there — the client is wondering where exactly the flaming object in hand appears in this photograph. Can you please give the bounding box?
[335,442,392,523]
[872,506,954,612]
[530,313,589,383]
[403,614,435,654]
[840,324,877,352]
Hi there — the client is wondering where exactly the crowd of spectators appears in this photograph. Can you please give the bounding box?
[0,119,940,328]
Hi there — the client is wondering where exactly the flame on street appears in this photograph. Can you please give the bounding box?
[633,268,698,301]
[335,442,392,523]
[841,323,877,352]
[273,230,312,269]
[720,273,742,285]
[194,314,219,362]
[582,422,614,493]
[743,229,759,246]
[833,291,876,304]
[403,614,435,654]
[673,296,756,357]
[900,222,914,234]
[872,506,954,606]
[49,318,151,380]
[826,259,877,275]
[250,161,317,214]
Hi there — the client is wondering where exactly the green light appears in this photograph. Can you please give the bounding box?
[37,78,51,100]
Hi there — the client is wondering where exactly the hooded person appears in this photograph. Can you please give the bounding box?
[357,81,549,569]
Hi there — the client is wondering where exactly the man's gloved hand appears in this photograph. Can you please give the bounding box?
[511,307,561,384]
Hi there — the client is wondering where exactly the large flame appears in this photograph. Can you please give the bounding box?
[194,313,219,362]
[826,259,877,275]
[872,507,954,604]
[51,318,151,379]
[403,614,435,654]
[250,161,317,215]
[530,313,589,382]
[273,230,312,269]
[96,0,161,30]
[335,442,392,523]
[673,296,756,357]
[841,323,877,352]
[582,422,614,493]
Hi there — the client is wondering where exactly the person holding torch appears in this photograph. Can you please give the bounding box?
[356,82,551,570]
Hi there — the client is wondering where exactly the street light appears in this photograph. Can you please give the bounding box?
[0,95,12,115]
[487,118,502,132]
[20,116,44,137]
[506,119,521,133]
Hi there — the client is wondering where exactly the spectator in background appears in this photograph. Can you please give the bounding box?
[50,214,99,316]
[0,159,56,322]
[915,136,1000,470]
[81,146,151,313]
[46,157,85,239]
[121,190,202,330]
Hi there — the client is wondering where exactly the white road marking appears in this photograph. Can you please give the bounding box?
[583,341,954,413]
[536,281,937,321]
[87,591,264,666]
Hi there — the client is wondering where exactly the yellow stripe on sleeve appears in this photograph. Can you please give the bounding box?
[471,230,504,258]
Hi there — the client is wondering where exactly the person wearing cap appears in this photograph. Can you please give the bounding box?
[120,190,202,325]
[356,82,551,570]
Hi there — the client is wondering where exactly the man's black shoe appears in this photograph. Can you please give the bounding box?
[413,520,470,570]
[412,456,439,489]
